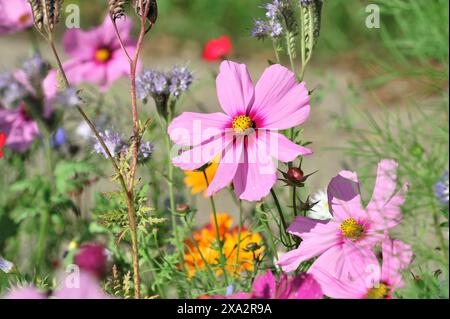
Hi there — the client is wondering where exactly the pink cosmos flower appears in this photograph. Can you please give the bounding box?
[229,271,323,299]
[277,160,408,279]
[168,61,312,201]
[3,272,110,299]
[44,16,138,93]
[0,0,33,36]
[0,105,39,152]
[312,236,413,299]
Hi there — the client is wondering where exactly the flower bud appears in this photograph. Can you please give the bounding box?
[287,167,304,182]
[176,203,190,214]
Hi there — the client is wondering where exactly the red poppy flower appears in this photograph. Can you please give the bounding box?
[0,132,6,158]
[202,35,233,62]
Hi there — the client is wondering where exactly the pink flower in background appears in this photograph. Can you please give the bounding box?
[52,272,111,299]
[74,244,109,278]
[0,0,33,36]
[313,236,413,299]
[277,160,408,279]
[168,61,312,201]
[230,271,323,299]
[0,106,39,152]
[3,272,110,299]
[45,16,138,92]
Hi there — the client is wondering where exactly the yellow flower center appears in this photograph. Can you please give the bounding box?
[232,115,254,134]
[95,48,111,63]
[366,283,390,299]
[340,218,365,241]
[19,13,31,24]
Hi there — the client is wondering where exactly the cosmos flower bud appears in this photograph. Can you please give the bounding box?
[287,167,304,182]
[108,0,128,21]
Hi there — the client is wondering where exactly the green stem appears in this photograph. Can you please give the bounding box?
[256,204,278,260]
[293,186,298,216]
[202,171,229,285]
[159,114,183,267]
[270,188,293,246]
[432,207,448,260]
[272,39,281,64]
[234,200,244,277]
[37,135,53,271]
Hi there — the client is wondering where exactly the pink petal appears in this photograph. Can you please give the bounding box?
[168,112,231,146]
[249,64,297,120]
[367,160,408,230]
[287,216,329,238]
[206,136,244,196]
[251,271,276,298]
[62,59,108,88]
[309,267,363,299]
[381,236,413,288]
[216,61,255,117]
[99,15,134,48]
[172,133,232,171]
[327,170,366,221]
[104,48,134,92]
[257,130,312,163]
[63,28,98,60]
[277,222,338,272]
[257,82,310,130]
[289,273,324,299]
[3,286,46,299]
[309,243,378,297]
[53,272,110,299]
[232,134,277,201]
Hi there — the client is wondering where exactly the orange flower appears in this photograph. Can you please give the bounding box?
[184,158,219,196]
[184,213,264,278]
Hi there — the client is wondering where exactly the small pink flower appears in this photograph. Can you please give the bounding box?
[229,271,323,299]
[0,0,33,36]
[74,244,109,278]
[0,105,39,152]
[312,236,413,299]
[52,272,111,299]
[3,286,47,299]
[3,271,111,299]
[277,160,408,279]
[168,61,312,201]
[45,16,138,92]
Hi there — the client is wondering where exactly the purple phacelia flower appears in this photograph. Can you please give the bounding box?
[434,171,449,206]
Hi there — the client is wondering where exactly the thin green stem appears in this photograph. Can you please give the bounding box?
[234,200,244,278]
[293,186,298,216]
[202,171,229,285]
[255,204,278,260]
[272,39,281,64]
[37,135,53,271]
[270,188,293,247]
[432,207,448,260]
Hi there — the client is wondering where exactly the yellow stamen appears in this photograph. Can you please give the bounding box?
[340,218,365,241]
[366,283,390,299]
[232,115,254,134]
[95,48,111,63]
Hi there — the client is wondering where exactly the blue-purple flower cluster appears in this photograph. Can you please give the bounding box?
[93,129,154,163]
[434,171,449,206]
[0,72,27,107]
[136,66,193,101]
[252,0,286,40]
